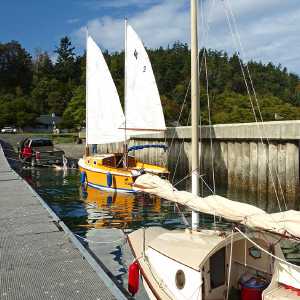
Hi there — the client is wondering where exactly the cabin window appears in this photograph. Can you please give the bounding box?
[249,246,262,259]
[175,270,185,290]
[102,157,116,167]
[210,247,225,289]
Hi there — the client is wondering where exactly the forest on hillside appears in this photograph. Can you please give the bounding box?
[0,37,300,130]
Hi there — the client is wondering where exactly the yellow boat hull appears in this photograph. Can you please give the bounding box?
[78,154,168,193]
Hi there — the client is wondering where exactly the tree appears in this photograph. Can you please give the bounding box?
[0,41,33,94]
[54,36,76,83]
[32,50,53,82]
[62,86,85,129]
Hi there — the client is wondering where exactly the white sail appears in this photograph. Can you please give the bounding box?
[86,36,125,144]
[125,24,166,135]
[134,174,300,239]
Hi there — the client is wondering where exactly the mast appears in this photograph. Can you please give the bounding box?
[123,18,128,167]
[191,0,200,230]
[85,27,90,156]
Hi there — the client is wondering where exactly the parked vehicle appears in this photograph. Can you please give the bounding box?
[18,137,65,167]
[1,127,17,133]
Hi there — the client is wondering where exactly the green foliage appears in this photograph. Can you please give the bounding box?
[54,36,76,83]
[0,41,33,94]
[0,94,37,128]
[0,38,300,129]
[62,86,85,129]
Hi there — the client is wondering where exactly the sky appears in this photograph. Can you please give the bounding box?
[1,0,300,74]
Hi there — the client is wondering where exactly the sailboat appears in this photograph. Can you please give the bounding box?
[127,1,300,299]
[78,22,169,193]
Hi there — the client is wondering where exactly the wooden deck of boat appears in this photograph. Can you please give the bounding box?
[0,144,127,300]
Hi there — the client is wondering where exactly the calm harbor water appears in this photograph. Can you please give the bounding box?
[20,167,189,233]
[17,166,300,297]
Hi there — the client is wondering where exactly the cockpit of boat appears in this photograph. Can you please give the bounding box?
[128,227,300,300]
[86,153,136,169]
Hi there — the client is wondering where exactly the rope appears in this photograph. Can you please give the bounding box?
[224,0,288,211]
[163,80,191,166]
[226,230,234,300]
[171,111,191,184]
[203,48,216,194]
[222,0,286,215]
[175,203,190,227]
[199,174,215,194]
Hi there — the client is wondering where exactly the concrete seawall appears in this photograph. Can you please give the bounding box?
[93,121,300,208]
[1,120,299,208]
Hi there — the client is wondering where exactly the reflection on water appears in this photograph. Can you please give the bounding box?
[20,167,187,234]
[20,166,298,235]
[19,166,300,293]
[19,167,190,299]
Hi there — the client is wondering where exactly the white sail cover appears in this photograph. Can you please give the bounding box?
[86,36,125,144]
[125,25,166,134]
[134,174,300,239]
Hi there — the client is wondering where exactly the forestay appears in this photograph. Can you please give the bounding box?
[134,174,300,239]
[125,24,166,135]
[86,36,125,144]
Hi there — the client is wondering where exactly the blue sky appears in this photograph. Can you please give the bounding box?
[1,0,300,74]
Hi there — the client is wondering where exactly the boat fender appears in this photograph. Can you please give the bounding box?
[107,172,113,187]
[128,261,140,296]
[80,171,86,184]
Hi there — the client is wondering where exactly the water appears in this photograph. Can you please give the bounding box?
[20,168,187,233]
[17,166,300,297]
[19,167,191,298]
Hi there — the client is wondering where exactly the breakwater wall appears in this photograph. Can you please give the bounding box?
[96,121,300,209]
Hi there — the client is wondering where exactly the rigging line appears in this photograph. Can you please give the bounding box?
[200,175,215,194]
[222,1,284,213]
[234,227,300,270]
[175,203,190,227]
[224,1,287,215]
[173,167,204,188]
[199,0,218,48]
[168,50,205,181]
[226,230,234,300]
[203,48,216,194]
[171,110,191,184]
[143,254,175,300]
[163,80,191,166]
[224,0,288,211]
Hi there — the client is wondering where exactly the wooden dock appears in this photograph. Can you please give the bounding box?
[0,144,127,300]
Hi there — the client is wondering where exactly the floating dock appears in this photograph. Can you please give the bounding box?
[0,144,127,299]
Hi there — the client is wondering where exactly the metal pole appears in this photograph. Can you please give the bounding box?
[85,27,89,156]
[124,18,128,168]
[191,0,200,230]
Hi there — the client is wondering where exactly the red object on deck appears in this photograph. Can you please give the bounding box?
[22,146,32,158]
[128,261,140,296]
[241,287,263,300]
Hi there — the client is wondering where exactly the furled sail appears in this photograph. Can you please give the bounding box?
[86,36,125,144]
[133,174,300,239]
[125,24,166,135]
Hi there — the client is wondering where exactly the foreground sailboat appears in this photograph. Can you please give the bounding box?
[78,22,168,193]
[127,0,300,299]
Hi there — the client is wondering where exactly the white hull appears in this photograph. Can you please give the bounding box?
[128,227,300,300]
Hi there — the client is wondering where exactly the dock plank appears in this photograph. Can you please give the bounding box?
[0,144,126,300]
